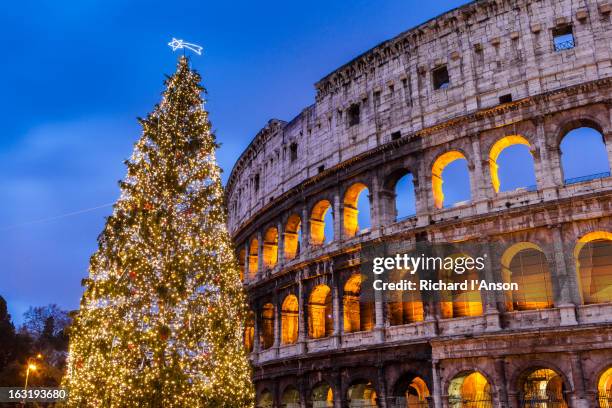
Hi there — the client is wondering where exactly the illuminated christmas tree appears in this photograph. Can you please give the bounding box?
[63,57,254,407]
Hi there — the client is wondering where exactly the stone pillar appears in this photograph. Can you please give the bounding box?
[333,370,343,408]
[333,190,342,242]
[494,358,509,407]
[569,352,588,408]
[550,225,577,325]
[378,188,397,225]
[431,360,443,408]
[482,241,501,332]
[244,242,250,282]
[253,305,261,359]
[332,271,342,346]
[374,286,385,342]
[534,116,561,199]
[297,270,306,353]
[257,230,264,277]
[302,205,310,253]
[377,366,388,408]
[277,221,285,266]
[370,175,381,229]
[605,131,612,172]
[470,135,493,207]
[273,293,281,351]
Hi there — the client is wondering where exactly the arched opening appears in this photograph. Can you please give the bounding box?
[489,135,537,193]
[244,310,255,352]
[448,371,492,407]
[238,248,246,281]
[439,254,483,318]
[260,303,275,350]
[249,238,259,279]
[388,269,424,325]
[257,389,273,408]
[311,200,334,246]
[281,386,300,408]
[575,231,612,304]
[432,151,471,209]
[598,367,612,408]
[263,227,279,269]
[284,214,302,261]
[308,284,333,339]
[518,368,567,407]
[560,126,610,184]
[281,295,298,345]
[343,274,374,333]
[501,242,554,311]
[344,183,371,238]
[394,172,417,221]
[311,382,334,408]
[347,381,378,408]
[392,374,430,408]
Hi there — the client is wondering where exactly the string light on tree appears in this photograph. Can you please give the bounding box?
[62,55,254,407]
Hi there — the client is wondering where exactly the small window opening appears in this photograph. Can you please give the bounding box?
[290,143,298,162]
[254,174,260,192]
[391,131,402,140]
[318,165,325,174]
[553,25,575,51]
[499,94,513,104]
[348,104,360,127]
[432,66,450,90]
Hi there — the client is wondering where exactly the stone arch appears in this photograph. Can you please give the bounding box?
[310,381,334,407]
[597,365,612,407]
[489,135,536,193]
[257,388,273,408]
[383,168,417,222]
[387,269,424,325]
[311,200,333,246]
[284,214,302,261]
[516,366,569,407]
[281,294,299,345]
[263,227,279,269]
[431,150,471,209]
[343,274,374,333]
[249,238,259,279]
[308,284,333,339]
[439,253,483,318]
[447,370,493,407]
[280,385,300,408]
[391,372,430,407]
[244,309,255,352]
[557,119,610,183]
[238,248,246,281]
[260,303,275,350]
[343,182,371,238]
[574,231,612,304]
[346,379,379,407]
[501,242,554,311]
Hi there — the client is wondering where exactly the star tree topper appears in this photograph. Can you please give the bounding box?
[168,38,203,55]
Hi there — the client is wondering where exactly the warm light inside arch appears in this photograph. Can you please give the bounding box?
[311,200,332,246]
[432,151,467,209]
[489,135,533,193]
[248,238,259,279]
[284,214,301,261]
[262,227,278,269]
[281,295,298,345]
[308,284,333,339]
[575,231,612,304]
[343,182,369,238]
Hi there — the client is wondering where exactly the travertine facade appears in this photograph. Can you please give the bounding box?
[225,0,612,406]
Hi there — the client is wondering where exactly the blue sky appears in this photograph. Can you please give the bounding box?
[0,0,609,324]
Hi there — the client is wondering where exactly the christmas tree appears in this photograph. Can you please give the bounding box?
[63,57,254,407]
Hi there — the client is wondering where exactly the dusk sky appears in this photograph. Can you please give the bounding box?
[1,0,609,324]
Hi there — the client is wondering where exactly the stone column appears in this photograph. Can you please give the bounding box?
[332,271,342,347]
[370,175,381,229]
[470,135,493,207]
[333,190,342,242]
[277,221,285,266]
[494,358,509,407]
[377,366,388,408]
[605,131,612,172]
[244,242,250,282]
[569,352,588,408]
[378,188,397,226]
[257,230,264,277]
[301,205,310,253]
[374,287,385,342]
[273,292,281,352]
[550,225,577,325]
[297,270,307,353]
[481,240,501,332]
[253,305,261,359]
[534,117,561,199]
[431,360,443,408]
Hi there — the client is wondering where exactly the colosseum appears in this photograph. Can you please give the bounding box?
[225,0,612,406]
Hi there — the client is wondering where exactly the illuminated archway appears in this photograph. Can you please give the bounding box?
[263,227,279,269]
[260,303,275,350]
[244,310,255,352]
[575,231,612,304]
[432,151,470,209]
[343,182,371,238]
[518,368,567,407]
[281,295,298,345]
[311,382,334,407]
[347,381,378,408]
[308,284,333,339]
[281,386,300,408]
[311,200,333,246]
[387,269,423,325]
[489,135,535,193]
[598,367,612,408]
[393,172,417,221]
[439,254,483,318]
[343,275,374,333]
[560,126,610,183]
[448,371,492,407]
[257,389,273,408]
[238,248,246,281]
[284,214,302,261]
[392,374,430,407]
[249,238,259,278]
[501,242,554,311]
